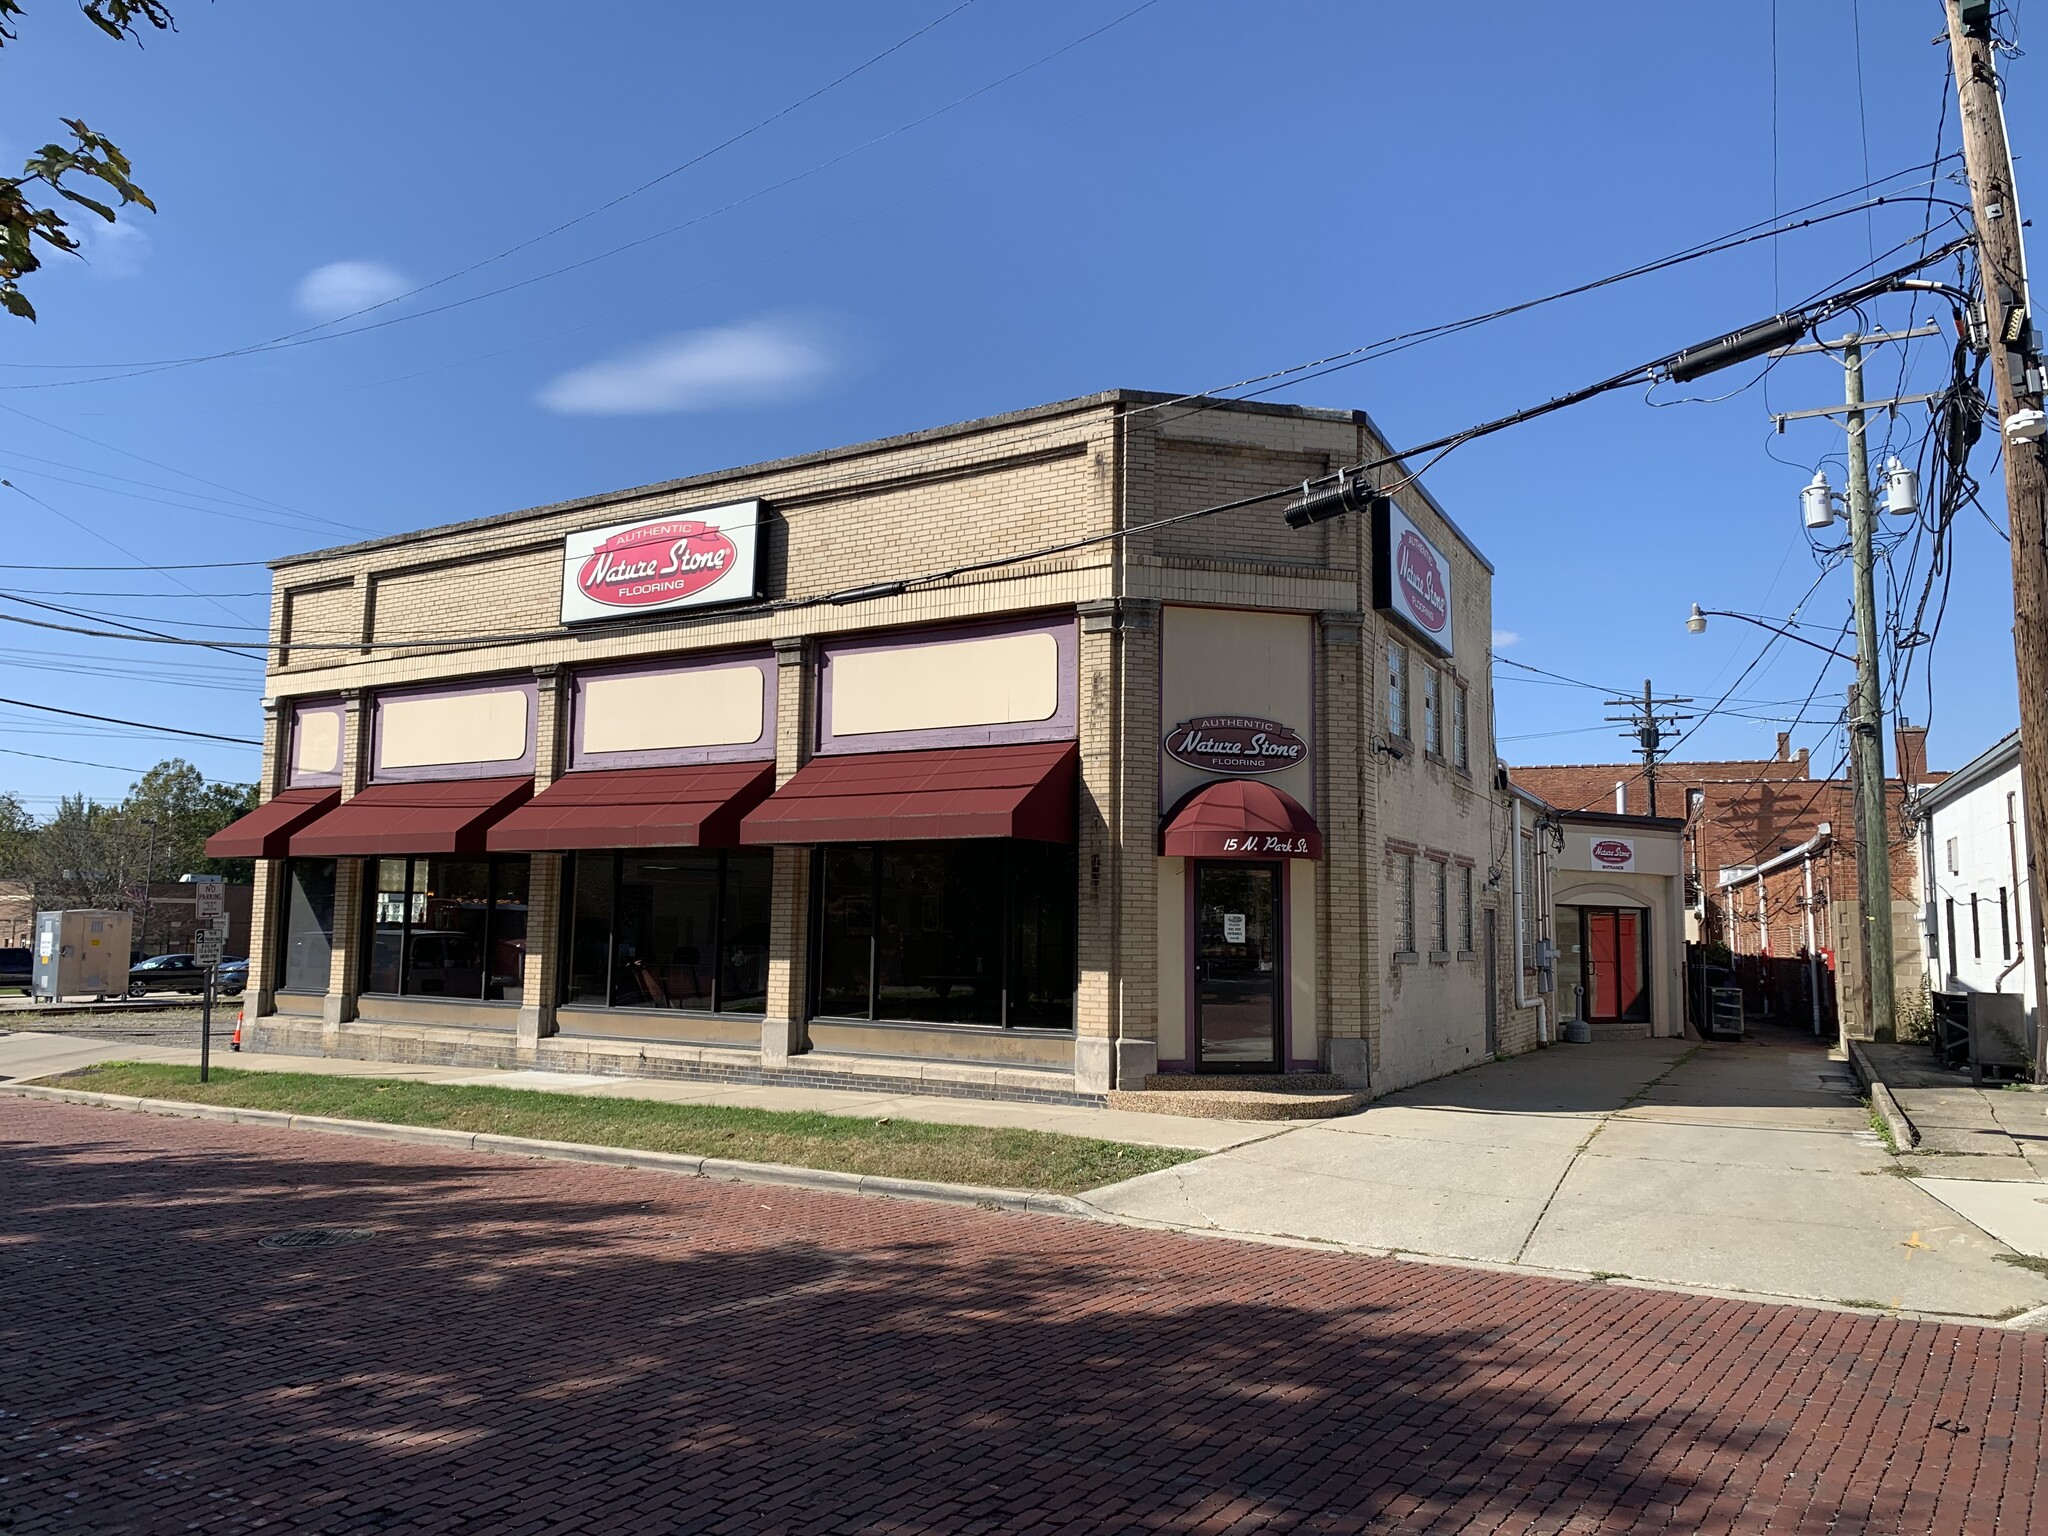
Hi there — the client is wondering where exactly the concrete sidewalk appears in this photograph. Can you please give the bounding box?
[0,1029,1281,1154]
[1090,1033,2048,1320]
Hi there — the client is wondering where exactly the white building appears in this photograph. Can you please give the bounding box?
[1917,730,2036,1043]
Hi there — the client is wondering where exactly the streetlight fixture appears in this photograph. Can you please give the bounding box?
[1685,606,1856,661]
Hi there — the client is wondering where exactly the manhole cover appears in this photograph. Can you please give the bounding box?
[257,1227,375,1251]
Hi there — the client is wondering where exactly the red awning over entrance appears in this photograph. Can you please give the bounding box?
[290,777,534,858]
[740,741,1077,845]
[1161,779,1322,859]
[486,761,776,852]
[203,787,340,860]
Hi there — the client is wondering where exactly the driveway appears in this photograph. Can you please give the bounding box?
[1090,1032,2048,1321]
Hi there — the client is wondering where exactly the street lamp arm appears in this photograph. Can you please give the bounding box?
[1687,606,1855,662]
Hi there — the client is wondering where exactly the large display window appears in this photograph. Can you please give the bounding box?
[813,840,1076,1030]
[562,849,771,1014]
[277,858,337,992]
[362,855,530,1002]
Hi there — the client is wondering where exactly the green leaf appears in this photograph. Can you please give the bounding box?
[55,186,116,221]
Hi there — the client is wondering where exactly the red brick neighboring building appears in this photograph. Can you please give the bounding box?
[1512,727,1938,1036]
[1511,726,1935,947]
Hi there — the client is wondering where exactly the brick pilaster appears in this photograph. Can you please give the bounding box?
[247,697,286,1018]
[1318,609,1369,1085]
[518,667,567,1049]
[762,636,812,1063]
[322,689,369,1036]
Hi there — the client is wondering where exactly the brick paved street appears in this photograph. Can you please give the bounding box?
[3,1099,2044,1534]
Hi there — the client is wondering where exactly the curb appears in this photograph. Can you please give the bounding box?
[1847,1041,1920,1150]
[0,1082,1099,1221]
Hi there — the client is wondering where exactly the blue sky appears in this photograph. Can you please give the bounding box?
[0,0,2037,814]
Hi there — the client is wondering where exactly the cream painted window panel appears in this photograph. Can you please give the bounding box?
[831,632,1060,736]
[380,691,529,769]
[581,667,766,754]
[294,712,341,775]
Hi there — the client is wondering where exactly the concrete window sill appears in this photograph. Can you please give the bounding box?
[1428,950,1451,965]
[1394,950,1420,966]
[1455,949,1477,962]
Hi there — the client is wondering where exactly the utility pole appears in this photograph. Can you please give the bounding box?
[1604,680,1692,817]
[1769,327,1932,1043]
[1843,336,1897,1044]
[1945,0,2048,1079]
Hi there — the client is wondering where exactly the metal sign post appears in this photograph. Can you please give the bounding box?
[188,877,226,1085]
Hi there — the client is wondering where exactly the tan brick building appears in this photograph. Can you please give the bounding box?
[212,391,1524,1103]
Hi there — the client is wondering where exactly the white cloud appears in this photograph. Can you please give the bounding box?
[538,319,833,416]
[295,259,410,320]
[1491,629,1520,650]
[74,219,150,279]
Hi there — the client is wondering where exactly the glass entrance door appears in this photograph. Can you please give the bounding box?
[1194,862,1281,1070]
[1584,908,1648,1021]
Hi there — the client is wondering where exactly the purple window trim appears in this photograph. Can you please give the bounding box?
[285,698,346,789]
[568,651,777,771]
[370,676,539,784]
[815,614,1079,757]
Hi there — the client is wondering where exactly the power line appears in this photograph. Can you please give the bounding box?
[0,558,272,570]
[0,1,1163,393]
[0,241,1981,664]
[0,2,984,376]
[0,745,248,779]
[0,695,260,746]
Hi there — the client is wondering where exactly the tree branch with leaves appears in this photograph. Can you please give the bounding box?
[0,0,175,320]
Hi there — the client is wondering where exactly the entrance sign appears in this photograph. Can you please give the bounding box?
[561,500,764,624]
[1590,837,1636,872]
[1163,716,1307,776]
[1222,912,1247,944]
[1372,500,1453,655]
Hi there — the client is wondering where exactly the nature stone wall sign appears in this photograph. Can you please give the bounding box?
[1163,715,1307,776]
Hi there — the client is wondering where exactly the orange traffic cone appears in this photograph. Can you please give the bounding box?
[231,1008,243,1052]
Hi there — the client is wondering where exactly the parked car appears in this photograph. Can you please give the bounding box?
[127,953,244,997]
[0,947,30,993]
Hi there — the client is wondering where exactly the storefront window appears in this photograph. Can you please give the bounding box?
[815,841,1076,1029]
[1387,640,1409,739]
[361,854,530,1002]
[1452,682,1470,770]
[1423,667,1442,757]
[277,858,337,992]
[560,849,771,1014]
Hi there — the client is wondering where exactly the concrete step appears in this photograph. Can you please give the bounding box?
[1137,1071,1351,1093]
[1107,1080,1369,1121]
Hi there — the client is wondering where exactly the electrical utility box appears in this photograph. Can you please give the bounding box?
[32,909,133,1002]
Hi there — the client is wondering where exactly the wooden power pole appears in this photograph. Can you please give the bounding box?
[1945,0,2048,1078]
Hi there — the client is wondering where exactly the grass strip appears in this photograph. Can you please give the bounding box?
[51,1062,1196,1195]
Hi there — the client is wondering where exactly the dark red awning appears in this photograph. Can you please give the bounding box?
[1161,779,1321,859]
[203,787,340,860]
[290,777,534,858]
[485,761,776,852]
[740,741,1076,845]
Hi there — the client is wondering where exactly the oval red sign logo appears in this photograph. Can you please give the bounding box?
[1163,715,1307,776]
[1396,530,1449,633]
[1592,839,1633,867]
[576,519,736,610]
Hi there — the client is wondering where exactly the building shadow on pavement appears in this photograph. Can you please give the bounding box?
[0,1108,2024,1535]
